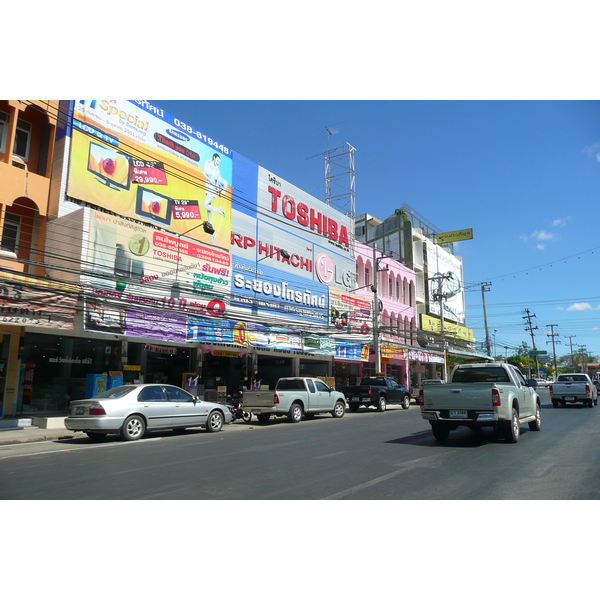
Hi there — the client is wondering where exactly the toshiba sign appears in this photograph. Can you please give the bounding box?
[257,167,352,255]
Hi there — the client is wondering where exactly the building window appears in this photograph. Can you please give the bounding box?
[1,213,20,253]
[13,119,31,162]
[364,267,370,287]
[0,110,8,154]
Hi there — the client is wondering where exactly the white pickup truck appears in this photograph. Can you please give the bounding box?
[419,362,542,443]
[549,373,598,408]
[242,377,346,424]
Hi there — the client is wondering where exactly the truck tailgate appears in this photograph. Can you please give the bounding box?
[423,385,495,410]
[242,391,275,410]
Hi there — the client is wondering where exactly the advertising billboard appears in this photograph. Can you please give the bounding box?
[256,167,353,259]
[83,209,231,341]
[328,287,372,336]
[230,209,355,291]
[67,100,232,250]
[230,255,328,327]
[425,239,465,324]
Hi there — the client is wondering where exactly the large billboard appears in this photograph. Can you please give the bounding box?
[256,167,353,259]
[67,100,232,250]
[425,239,465,324]
[83,209,231,341]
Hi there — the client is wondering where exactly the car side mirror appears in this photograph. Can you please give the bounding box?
[526,379,537,387]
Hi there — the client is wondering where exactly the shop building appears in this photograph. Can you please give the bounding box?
[0,100,60,418]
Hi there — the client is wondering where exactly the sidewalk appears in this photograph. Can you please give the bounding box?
[0,416,86,446]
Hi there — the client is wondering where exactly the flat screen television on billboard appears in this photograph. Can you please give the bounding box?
[135,186,172,226]
[87,141,131,191]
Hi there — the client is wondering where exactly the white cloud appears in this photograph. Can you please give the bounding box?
[566,302,595,311]
[584,143,600,162]
[552,217,571,227]
[536,244,545,250]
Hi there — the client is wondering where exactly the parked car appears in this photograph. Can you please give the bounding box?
[65,384,232,441]
[242,377,346,423]
[341,376,411,412]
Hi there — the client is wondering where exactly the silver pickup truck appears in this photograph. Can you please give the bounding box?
[549,373,598,408]
[419,362,542,443]
[242,377,346,424]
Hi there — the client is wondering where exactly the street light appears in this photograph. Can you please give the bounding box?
[257,248,290,262]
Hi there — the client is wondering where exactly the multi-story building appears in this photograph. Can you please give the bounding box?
[0,100,62,419]
[355,205,489,385]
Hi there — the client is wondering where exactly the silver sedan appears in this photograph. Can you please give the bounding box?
[65,384,232,441]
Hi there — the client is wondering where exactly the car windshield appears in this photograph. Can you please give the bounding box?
[361,378,386,386]
[558,375,588,382]
[91,386,137,399]
[276,379,306,390]
[452,367,511,383]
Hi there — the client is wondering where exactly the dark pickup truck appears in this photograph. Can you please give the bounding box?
[341,376,411,412]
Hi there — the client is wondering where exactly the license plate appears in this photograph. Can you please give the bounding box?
[449,410,467,418]
[74,407,85,415]
[352,396,360,401]
[564,396,575,401]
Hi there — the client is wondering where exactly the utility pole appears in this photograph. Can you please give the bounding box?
[480,282,492,356]
[371,244,389,374]
[431,272,454,380]
[546,324,560,379]
[523,309,540,377]
[578,345,588,373]
[564,335,577,370]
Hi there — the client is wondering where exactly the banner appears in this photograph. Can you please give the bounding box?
[0,274,77,330]
[67,100,232,249]
[83,209,231,340]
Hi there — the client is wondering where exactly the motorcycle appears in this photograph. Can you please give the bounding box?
[226,390,252,423]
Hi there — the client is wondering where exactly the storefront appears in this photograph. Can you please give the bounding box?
[16,332,195,414]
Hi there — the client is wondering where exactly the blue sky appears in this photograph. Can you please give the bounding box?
[151,100,600,362]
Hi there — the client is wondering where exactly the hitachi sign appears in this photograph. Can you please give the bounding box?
[268,186,349,248]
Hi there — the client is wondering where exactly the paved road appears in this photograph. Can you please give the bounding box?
[1,390,599,499]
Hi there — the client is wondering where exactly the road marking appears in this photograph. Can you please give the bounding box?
[0,437,161,460]
[321,454,452,500]
[313,451,349,460]
[531,463,553,477]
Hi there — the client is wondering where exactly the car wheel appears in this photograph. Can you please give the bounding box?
[431,422,450,442]
[589,399,594,408]
[401,394,410,410]
[376,396,386,412]
[348,403,360,413]
[332,400,346,418]
[504,407,520,443]
[552,399,559,408]
[242,411,252,422]
[529,403,542,431]
[257,413,271,423]
[206,410,224,432]
[288,403,303,423]
[121,415,146,441]
[86,431,107,441]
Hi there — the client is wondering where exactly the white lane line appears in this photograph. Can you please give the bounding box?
[0,437,161,460]
[321,454,452,500]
